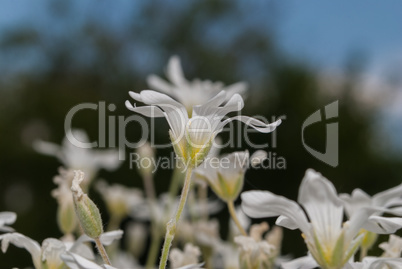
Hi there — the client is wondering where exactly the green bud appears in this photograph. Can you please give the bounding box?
[71,170,103,239]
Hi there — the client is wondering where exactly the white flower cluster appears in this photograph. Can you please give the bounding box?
[1,56,401,269]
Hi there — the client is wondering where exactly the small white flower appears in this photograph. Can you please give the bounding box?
[178,219,221,248]
[0,230,121,269]
[126,90,280,167]
[241,169,386,269]
[234,222,282,269]
[33,129,122,184]
[170,243,202,268]
[147,55,247,115]
[131,193,221,231]
[95,180,144,221]
[0,212,17,232]
[194,150,266,202]
[380,235,402,258]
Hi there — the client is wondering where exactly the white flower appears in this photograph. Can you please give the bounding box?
[33,129,122,184]
[241,169,386,269]
[126,90,280,167]
[131,193,222,231]
[340,184,402,234]
[282,255,402,269]
[214,242,240,269]
[95,180,144,221]
[178,219,221,248]
[170,243,202,268]
[380,235,402,258]
[0,212,17,232]
[194,150,267,202]
[234,222,282,269]
[62,251,204,269]
[147,55,247,115]
[0,230,121,269]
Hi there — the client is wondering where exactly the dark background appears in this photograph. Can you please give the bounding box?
[1,1,401,267]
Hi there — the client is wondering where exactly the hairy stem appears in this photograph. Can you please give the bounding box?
[95,237,111,265]
[159,166,193,269]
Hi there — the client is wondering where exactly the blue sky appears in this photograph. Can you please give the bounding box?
[1,1,401,72]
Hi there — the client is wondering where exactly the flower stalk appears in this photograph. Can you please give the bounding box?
[159,166,193,269]
[228,200,247,236]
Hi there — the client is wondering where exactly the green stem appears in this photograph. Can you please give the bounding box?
[227,200,247,236]
[159,166,193,269]
[95,237,111,265]
[145,225,161,269]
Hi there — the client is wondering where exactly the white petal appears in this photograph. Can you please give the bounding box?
[340,189,371,217]
[99,230,124,246]
[125,100,165,118]
[223,82,248,99]
[128,90,188,139]
[219,116,281,133]
[147,74,175,96]
[0,233,41,268]
[363,216,402,234]
[250,150,267,167]
[74,230,124,248]
[298,169,344,246]
[0,212,17,232]
[61,252,104,269]
[0,212,16,224]
[92,149,122,171]
[166,55,188,88]
[281,255,318,269]
[361,257,402,269]
[276,215,300,230]
[373,183,402,208]
[241,191,310,233]
[32,140,61,157]
[192,91,228,117]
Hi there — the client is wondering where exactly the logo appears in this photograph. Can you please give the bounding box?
[302,101,338,167]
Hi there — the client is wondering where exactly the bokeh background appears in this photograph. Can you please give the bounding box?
[1,0,402,267]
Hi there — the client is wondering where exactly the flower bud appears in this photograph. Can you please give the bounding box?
[71,170,103,239]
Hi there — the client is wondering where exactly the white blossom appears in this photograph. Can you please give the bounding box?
[380,235,402,258]
[194,150,267,202]
[147,55,247,115]
[126,90,280,167]
[170,243,202,268]
[33,129,122,184]
[96,180,144,221]
[241,169,388,269]
[0,230,121,269]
